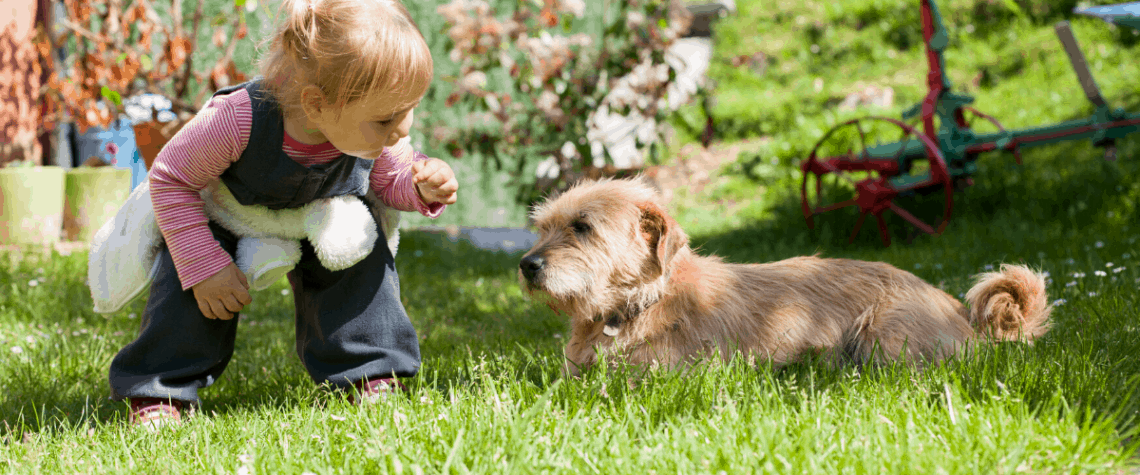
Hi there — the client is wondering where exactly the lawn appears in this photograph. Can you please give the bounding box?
[3,0,1140,472]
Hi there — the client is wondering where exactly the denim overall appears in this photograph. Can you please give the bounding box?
[108,80,421,404]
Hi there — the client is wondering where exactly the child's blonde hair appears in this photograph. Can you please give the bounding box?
[259,0,433,117]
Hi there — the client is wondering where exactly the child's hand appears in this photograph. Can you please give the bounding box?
[190,263,252,320]
[412,158,459,206]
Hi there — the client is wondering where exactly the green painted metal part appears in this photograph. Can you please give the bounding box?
[863,109,1140,167]
[855,107,1140,194]
[1075,2,1140,32]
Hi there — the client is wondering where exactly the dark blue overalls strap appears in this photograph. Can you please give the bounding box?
[212,80,375,210]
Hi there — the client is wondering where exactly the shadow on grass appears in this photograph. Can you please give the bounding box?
[692,126,1140,263]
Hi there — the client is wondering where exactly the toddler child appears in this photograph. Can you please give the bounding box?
[108,0,458,427]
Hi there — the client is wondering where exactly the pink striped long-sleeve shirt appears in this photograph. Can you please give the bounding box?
[149,88,444,290]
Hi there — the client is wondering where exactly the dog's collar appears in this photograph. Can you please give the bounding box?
[600,298,658,337]
[603,315,622,337]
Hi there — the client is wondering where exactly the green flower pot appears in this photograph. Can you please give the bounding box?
[63,168,132,243]
[0,166,66,246]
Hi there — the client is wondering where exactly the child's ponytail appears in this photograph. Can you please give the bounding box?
[258,0,434,118]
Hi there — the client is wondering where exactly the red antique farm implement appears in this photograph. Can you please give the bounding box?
[800,0,1140,246]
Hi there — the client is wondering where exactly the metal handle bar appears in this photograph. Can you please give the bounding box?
[1054,21,1108,108]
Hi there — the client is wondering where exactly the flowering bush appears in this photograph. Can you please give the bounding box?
[435,0,695,204]
[37,0,251,134]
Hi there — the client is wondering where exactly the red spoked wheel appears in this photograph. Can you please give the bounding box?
[800,117,953,247]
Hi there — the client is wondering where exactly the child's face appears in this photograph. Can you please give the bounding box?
[311,85,423,158]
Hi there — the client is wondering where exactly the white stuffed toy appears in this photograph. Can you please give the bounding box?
[88,179,399,314]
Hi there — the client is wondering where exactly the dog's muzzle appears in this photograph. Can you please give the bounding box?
[519,254,545,284]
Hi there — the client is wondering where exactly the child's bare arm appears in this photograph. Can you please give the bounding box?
[190,263,252,320]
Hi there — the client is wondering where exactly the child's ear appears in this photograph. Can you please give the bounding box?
[300,85,326,121]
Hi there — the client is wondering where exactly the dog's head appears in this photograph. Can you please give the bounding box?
[519,177,689,316]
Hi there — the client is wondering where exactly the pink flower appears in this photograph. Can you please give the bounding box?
[104,142,120,164]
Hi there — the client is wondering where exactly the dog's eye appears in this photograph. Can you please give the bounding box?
[571,220,591,234]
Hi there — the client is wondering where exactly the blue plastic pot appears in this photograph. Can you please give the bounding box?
[75,117,148,191]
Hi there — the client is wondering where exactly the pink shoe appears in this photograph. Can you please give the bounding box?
[129,397,184,429]
[348,378,407,404]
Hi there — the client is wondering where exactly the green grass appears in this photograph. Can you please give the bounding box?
[3,227,1140,472]
[5,0,1140,472]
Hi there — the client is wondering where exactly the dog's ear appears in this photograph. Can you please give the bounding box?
[638,202,688,274]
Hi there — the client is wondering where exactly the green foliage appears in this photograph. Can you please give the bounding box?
[434,0,696,206]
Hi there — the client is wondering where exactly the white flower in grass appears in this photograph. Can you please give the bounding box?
[1073,272,1086,278]
[329,415,346,421]
[10,346,22,354]
[24,335,33,344]
[1089,291,1098,297]
[1096,241,1105,248]
[128,313,137,319]
[1095,270,1107,277]
[27,280,38,287]
[1042,271,1051,278]
[1106,262,1115,267]
[1066,281,1077,287]
[281,289,290,296]
[1113,267,1126,273]
[1051,298,1067,306]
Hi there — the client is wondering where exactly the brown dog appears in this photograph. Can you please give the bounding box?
[519,177,1052,375]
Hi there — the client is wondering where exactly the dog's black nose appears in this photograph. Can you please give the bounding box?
[520,254,545,282]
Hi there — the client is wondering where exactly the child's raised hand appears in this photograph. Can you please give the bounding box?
[190,263,252,320]
[412,158,459,205]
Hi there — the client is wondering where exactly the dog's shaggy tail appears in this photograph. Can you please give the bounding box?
[964,264,1052,341]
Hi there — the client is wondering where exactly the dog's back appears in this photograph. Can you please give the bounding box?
[666,254,1051,366]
